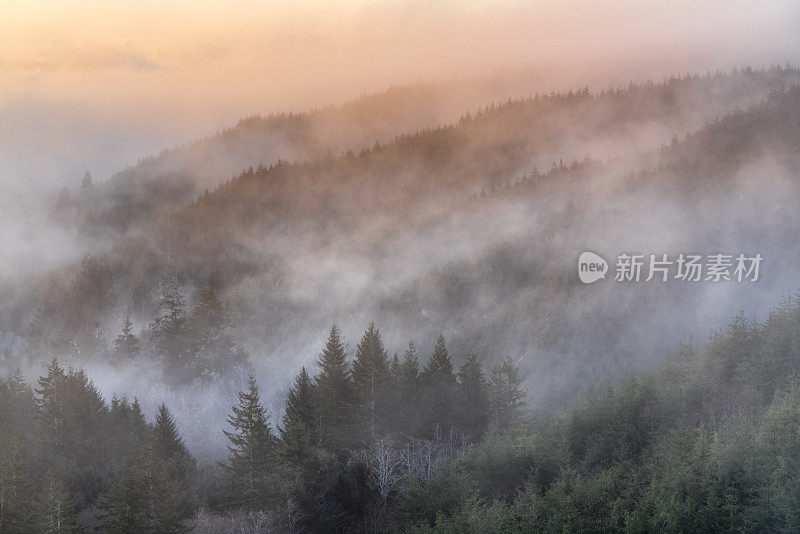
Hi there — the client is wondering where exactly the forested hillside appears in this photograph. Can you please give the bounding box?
[52,68,799,244]
[4,0,799,531]
[3,68,799,413]
[4,290,800,531]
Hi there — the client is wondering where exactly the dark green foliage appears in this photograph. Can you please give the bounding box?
[186,287,248,378]
[395,341,422,436]
[314,325,354,450]
[149,280,248,384]
[98,405,197,533]
[0,429,35,532]
[488,356,526,432]
[351,323,392,438]
[280,366,317,463]
[220,376,280,512]
[35,359,109,508]
[455,355,490,442]
[389,294,800,533]
[31,471,81,533]
[113,316,140,363]
[420,334,457,436]
[149,276,189,380]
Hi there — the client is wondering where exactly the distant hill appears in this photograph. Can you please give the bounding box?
[54,68,800,244]
[4,66,800,409]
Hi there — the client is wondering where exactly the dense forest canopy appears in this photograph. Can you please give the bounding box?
[5,290,800,531]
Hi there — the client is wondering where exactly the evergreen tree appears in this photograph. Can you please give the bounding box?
[35,364,108,508]
[395,341,422,435]
[351,323,391,438]
[152,405,197,519]
[150,276,189,382]
[0,429,34,532]
[108,395,148,466]
[488,357,526,430]
[31,471,80,533]
[280,367,317,462]
[421,334,457,435]
[80,171,93,190]
[98,405,196,533]
[456,354,490,442]
[113,316,140,363]
[314,325,353,450]
[98,438,193,533]
[35,358,67,454]
[186,287,248,376]
[1,369,36,438]
[221,376,280,511]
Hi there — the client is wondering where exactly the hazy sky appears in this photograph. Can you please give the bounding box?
[1,0,798,189]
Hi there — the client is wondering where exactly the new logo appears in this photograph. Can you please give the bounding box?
[578,252,608,284]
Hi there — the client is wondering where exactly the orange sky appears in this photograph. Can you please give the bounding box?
[0,0,798,189]
[3,0,798,113]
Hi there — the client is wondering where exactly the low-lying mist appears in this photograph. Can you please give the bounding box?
[3,72,799,462]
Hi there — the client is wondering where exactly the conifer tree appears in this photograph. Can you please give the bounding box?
[221,376,279,511]
[99,405,197,533]
[35,358,67,458]
[0,429,34,532]
[280,367,317,462]
[314,325,353,450]
[394,341,422,435]
[1,368,36,436]
[31,471,80,533]
[186,287,247,376]
[421,334,457,435]
[488,357,526,430]
[113,316,140,362]
[150,276,190,382]
[351,323,391,437]
[98,438,193,533]
[81,171,93,190]
[108,395,148,465]
[456,354,490,441]
[153,404,197,519]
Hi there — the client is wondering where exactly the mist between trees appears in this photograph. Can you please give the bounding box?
[2,65,800,532]
[6,291,800,531]
[0,322,524,532]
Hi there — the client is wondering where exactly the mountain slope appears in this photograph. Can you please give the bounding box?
[4,75,798,415]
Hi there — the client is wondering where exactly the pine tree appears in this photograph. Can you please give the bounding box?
[488,357,526,430]
[150,276,189,382]
[31,471,80,533]
[98,438,193,533]
[113,316,140,363]
[1,369,36,437]
[35,359,67,458]
[421,334,457,435]
[280,367,317,462]
[108,395,148,466]
[186,287,247,376]
[456,354,490,442]
[98,405,196,533]
[0,429,34,532]
[397,341,422,435]
[221,376,279,511]
[314,325,353,450]
[351,323,391,438]
[36,364,108,509]
[81,170,93,190]
[152,405,197,519]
